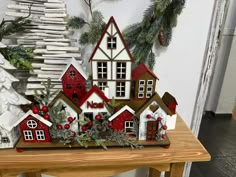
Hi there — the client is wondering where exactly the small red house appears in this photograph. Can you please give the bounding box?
[108,105,135,136]
[60,58,88,103]
[162,92,178,114]
[14,110,52,143]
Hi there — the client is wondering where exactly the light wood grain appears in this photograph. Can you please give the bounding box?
[149,168,161,177]
[165,163,185,177]
[0,115,210,177]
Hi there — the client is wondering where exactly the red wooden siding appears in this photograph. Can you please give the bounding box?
[19,115,50,143]
[112,110,134,131]
[61,65,86,102]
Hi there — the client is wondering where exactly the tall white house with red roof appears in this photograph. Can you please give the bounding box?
[89,17,133,100]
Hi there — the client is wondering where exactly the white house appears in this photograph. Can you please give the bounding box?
[89,17,133,100]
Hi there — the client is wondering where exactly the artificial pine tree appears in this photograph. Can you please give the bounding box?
[123,0,185,69]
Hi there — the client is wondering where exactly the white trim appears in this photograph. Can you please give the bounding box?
[23,130,33,140]
[35,130,45,140]
[124,121,134,133]
[108,105,135,121]
[27,120,37,129]
[13,110,52,128]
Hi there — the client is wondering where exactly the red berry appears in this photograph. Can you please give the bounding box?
[56,124,63,130]
[157,117,162,122]
[88,121,93,127]
[108,122,113,128]
[81,125,87,132]
[64,124,70,129]
[41,106,48,113]
[95,114,101,121]
[44,114,50,120]
[146,114,152,119]
[161,134,167,139]
[32,106,39,114]
[71,131,76,137]
[67,117,74,123]
[162,125,167,130]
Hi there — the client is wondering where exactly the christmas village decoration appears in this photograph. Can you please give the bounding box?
[13,17,178,150]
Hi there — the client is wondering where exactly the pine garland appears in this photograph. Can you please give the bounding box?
[123,0,185,68]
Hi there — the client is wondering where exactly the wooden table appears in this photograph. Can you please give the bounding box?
[0,116,210,177]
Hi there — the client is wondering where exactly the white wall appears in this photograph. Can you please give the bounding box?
[216,35,236,113]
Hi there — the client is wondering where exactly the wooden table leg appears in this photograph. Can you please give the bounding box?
[149,168,161,177]
[165,163,185,177]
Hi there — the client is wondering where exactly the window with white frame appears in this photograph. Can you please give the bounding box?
[23,130,33,140]
[116,63,126,79]
[97,62,107,79]
[125,121,134,134]
[146,80,153,98]
[116,82,125,97]
[138,80,145,98]
[107,37,117,49]
[27,120,37,129]
[36,130,45,140]
[98,82,107,91]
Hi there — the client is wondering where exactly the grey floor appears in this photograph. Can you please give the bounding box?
[190,113,236,177]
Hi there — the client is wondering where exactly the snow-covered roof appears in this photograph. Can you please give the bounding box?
[108,105,135,121]
[13,110,52,128]
[0,42,6,48]
[0,53,16,69]
[0,110,24,131]
[59,57,88,80]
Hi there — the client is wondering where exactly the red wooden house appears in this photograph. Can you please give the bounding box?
[108,105,135,136]
[60,58,88,103]
[162,92,178,114]
[132,64,159,99]
[13,110,52,143]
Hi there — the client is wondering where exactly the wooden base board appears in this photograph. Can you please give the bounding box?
[15,136,170,150]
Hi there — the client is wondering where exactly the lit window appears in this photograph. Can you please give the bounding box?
[116,82,125,97]
[138,93,144,98]
[97,62,107,79]
[70,70,76,77]
[98,82,107,91]
[116,63,126,79]
[107,37,116,49]
[23,130,33,140]
[27,120,37,129]
[36,130,45,140]
[125,121,134,134]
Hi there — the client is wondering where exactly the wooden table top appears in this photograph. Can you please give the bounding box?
[0,115,211,170]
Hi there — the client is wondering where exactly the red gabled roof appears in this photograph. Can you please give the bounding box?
[89,16,134,62]
[132,63,159,80]
[78,85,109,107]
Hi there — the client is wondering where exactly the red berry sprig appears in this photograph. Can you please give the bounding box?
[95,114,101,121]
[64,124,70,130]
[88,121,93,127]
[56,124,63,130]
[146,114,152,119]
[32,106,40,114]
[162,125,167,130]
[157,117,162,122]
[43,114,50,120]
[41,106,48,113]
[81,125,87,132]
[71,131,76,137]
[67,117,74,123]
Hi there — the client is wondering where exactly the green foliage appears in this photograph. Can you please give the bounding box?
[68,1,106,45]
[0,5,31,41]
[0,46,33,70]
[68,17,87,29]
[123,0,185,69]
[34,78,59,106]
